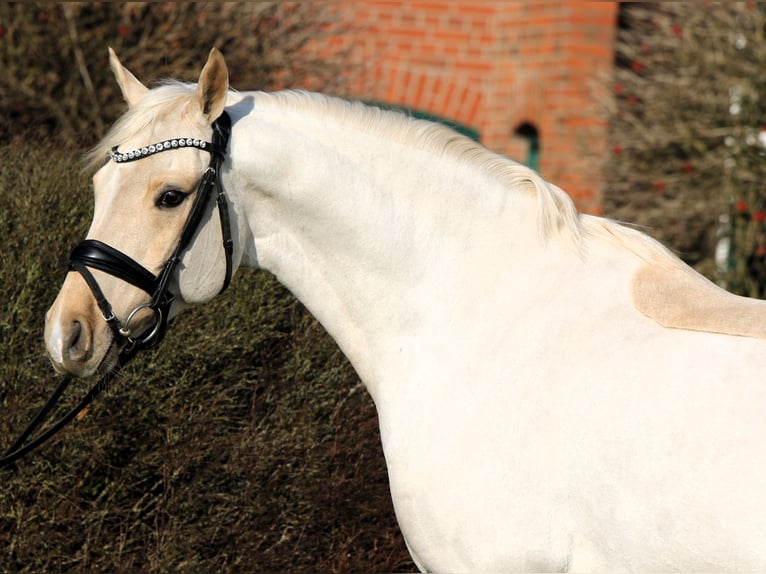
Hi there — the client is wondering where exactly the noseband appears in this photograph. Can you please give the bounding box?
[65,111,233,360]
[0,111,232,468]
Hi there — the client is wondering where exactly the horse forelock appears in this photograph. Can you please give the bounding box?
[84,81,198,176]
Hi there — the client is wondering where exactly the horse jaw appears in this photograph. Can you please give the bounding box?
[176,212,230,304]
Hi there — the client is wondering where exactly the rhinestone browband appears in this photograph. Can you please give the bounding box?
[109,137,212,163]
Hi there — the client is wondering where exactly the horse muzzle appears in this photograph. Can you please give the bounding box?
[44,269,161,378]
[45,279,119,378]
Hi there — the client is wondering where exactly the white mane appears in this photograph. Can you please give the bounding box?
[88,82,683,270]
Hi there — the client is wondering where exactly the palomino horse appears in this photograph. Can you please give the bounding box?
[45,49,766,573]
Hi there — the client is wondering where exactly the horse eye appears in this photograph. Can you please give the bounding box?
[156,189,187,208]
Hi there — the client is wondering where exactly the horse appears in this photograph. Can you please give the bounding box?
[44,48,766,573]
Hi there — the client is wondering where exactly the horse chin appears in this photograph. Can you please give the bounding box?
[93,337,122,378]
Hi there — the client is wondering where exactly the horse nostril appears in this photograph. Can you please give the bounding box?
[65,320,91,363]
[69,320,81,346]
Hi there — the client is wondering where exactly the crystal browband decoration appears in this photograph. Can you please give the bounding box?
[109,138,212,163]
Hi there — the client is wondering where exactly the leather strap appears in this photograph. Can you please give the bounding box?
[65,239,157,295]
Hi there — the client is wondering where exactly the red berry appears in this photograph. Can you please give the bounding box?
[736,200,749,213]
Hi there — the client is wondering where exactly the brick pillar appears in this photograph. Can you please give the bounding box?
[330,2,617,213]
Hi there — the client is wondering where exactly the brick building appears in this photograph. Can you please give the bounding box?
[334,2,618,213]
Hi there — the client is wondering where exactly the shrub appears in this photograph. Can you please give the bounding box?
[0,2,350,145]
[606,3,766,297]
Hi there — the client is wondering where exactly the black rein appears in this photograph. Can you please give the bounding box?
[0,111,232,469]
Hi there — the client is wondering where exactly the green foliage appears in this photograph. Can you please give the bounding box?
[0,144,413,572]
[606,3,766,297]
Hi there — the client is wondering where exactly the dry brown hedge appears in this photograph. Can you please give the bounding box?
[0,2,350,145]
[605,3,766,296]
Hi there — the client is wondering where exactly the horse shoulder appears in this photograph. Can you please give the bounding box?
[632,262,766,339]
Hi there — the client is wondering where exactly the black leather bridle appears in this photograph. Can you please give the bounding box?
[68,110,233,358]
[0,111,233,468]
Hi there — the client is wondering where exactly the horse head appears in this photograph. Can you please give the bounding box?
[45,48,232,378]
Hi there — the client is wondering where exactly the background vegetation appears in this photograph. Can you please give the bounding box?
[0,2,349,145]
[606,2,766,297]
[0,3,414,573]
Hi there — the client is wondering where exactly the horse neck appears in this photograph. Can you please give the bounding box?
[227,92,543,395]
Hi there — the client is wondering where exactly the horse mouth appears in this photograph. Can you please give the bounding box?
[48,331,123,379]
[95,337,123,378]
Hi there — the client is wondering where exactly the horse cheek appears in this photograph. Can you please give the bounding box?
[176,227,227,303]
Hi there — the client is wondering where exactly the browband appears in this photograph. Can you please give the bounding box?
[109,137,215,163]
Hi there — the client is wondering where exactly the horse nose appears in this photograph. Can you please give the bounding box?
[64,320,91,363]
[46,314,93,373]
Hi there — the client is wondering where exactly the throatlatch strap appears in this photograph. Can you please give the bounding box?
[217,189,234,293]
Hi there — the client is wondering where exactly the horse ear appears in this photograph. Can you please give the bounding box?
[194,47,229,123]
[108,47,148,107]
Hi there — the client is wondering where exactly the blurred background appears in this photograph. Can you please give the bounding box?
[1,3,765,572]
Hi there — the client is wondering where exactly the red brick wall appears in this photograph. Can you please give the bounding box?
[331,2,617,213]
